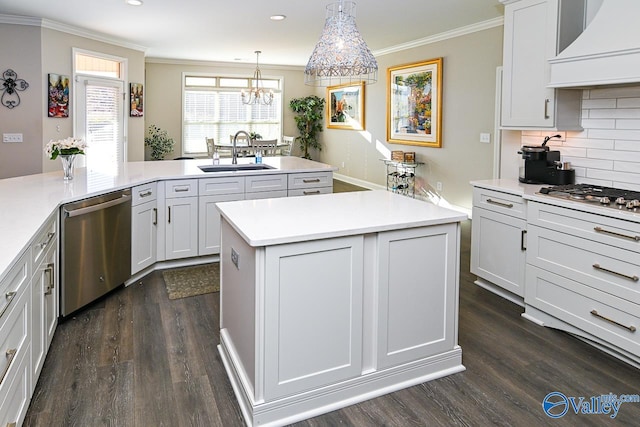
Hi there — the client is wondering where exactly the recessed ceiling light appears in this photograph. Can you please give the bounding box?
[270,15,286,21]
[126,0,143,6]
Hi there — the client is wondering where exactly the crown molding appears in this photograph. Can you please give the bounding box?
[145,56,305,71]
[0,13,146,53]
[373,16,504,57]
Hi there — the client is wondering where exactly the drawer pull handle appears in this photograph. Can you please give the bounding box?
[0,291,17,320]
[521,229,527,251]
[593,226,640,242]
[139,190,152,197]
[592,263,639,282]
[153,208,158,225]
[38,231,56,249]
[0,348,17,386]
[590,310,636,333]
[44,263,55,296]
[302,178,321,183]
[486,198,513,209]
[174,187,190,192]
[303,190,321,195]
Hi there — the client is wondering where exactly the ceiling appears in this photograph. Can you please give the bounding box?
[0,0,504,66]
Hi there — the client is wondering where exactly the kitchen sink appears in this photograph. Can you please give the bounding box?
[198,164,275,172]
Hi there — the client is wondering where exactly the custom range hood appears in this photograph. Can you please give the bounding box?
[548,0,640,88]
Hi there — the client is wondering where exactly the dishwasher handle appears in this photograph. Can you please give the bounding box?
[64,193,132,218]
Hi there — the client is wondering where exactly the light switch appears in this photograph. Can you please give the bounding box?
[480,133,491,144]
[231,248,239,269]
[3,133,23,143]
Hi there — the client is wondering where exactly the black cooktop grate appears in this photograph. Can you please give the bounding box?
[539,184,640,201]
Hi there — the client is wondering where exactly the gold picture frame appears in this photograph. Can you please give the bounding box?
[387,57,443,148]
[327,81,365,130]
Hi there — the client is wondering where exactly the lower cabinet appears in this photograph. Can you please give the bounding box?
[132,199,158,274]
[199,193,243,255]
[165,196,199,260]
[31,239,57,383]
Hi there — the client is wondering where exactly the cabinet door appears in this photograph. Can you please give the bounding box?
[131,199,158,274]
[471,207,527,297]
[32,241,57,384]
[165,197,199,260]
[199,193,244,256]
[377,224,459,369]
[263,236,364,399]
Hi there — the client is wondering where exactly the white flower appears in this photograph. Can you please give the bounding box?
[45,137,87,160]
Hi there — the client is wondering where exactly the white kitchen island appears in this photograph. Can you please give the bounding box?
[216,190,468,427]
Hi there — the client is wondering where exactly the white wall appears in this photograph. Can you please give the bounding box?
[508,86,640,191]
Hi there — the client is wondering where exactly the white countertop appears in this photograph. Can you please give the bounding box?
[0,156,336,282]
[471,178,640,223]
[216,190,468,247]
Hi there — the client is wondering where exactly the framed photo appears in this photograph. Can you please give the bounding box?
[387,57,443,148]
[327,81,365,130]
[48,73,70,118]
[130,83,143,117]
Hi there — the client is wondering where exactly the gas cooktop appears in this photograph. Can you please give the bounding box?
[538,184,640,212]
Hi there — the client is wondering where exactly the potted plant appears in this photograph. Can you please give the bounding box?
[289,95,325,159]
[144,125,175,160]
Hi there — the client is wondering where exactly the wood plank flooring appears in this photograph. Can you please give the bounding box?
[24,220,640,426]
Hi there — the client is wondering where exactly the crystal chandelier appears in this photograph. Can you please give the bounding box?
[242,51,274,105]
[304,0,378,86]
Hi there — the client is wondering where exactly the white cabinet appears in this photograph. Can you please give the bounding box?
[245,174,287,200]
[131,182,158,274]
[30,213,58,383]
[198,177,245,256]
[471,186,527,301]
[287,171,333,197]
[165,179,199,260]
[500,0,584,129]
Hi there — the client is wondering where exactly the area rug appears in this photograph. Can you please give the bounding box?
[162,263,220,300]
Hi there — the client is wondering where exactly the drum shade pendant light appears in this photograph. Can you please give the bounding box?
[304,0,378,86]
[242,51,274,106]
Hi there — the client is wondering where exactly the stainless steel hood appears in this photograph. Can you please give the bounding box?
[548,0,640,88]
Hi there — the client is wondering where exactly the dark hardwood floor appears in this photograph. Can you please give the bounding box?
[24,220,640,426]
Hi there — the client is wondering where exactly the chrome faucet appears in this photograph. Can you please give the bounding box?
[232,130,250,164]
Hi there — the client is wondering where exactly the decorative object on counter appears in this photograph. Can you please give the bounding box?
[304,0,378,86]
[403,152,415,163]
[383,159,422,198]
[47,73,69,117]
[130,82,143,117]
[387,58,443,148]
[327,81,364,130]
[241,51,274,106]
[162,263,220,299]
[290,95,325,159]
[249,132,262,141]
[45,137,87,181]
[144,124,175,160]
[1,69,29,109]
[391,150,404,161]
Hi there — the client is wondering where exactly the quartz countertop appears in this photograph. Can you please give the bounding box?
[216,190,468,247]
[0,157,336,282]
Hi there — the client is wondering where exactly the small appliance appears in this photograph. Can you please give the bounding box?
[518,135,575,185]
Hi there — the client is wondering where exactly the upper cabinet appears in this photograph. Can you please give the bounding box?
[500,0,585,130]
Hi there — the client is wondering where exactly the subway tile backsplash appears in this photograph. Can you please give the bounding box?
[521,86,640,191]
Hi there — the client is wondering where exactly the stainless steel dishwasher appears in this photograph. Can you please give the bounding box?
[61,188,132,316]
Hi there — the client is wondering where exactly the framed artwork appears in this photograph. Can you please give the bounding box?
[326,81,365,130]
[387,57,443,148]
[48,73,70,118]
[130,83,143,117]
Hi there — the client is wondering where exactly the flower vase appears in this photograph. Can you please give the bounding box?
[60,154,76,181]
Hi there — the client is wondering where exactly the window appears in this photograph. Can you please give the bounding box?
[183,74,282,156]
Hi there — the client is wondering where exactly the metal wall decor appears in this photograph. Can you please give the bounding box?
[1,69,29,109]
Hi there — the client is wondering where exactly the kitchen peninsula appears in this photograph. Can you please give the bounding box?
[216,190,468,427]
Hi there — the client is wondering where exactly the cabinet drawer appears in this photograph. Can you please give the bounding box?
[0,283,29,395]
[288,172,333,190]
[472,187,526,219]
[526,266,640,357]
[165,179,198,198]
[528,201,640,254]
[31,213,57,269]
[246,174,287,193]
[132,182,157,206]
[287,187,333,197]
[199,176,245,196]
[245,190,288,200]
[0,253,28,325]
[0,341,29,427]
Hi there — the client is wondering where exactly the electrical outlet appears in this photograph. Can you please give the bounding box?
[480,133,491,143]
[341,161,345,168]
[231,248,239,269]
[436,181,443,191]
[3,133,23,143]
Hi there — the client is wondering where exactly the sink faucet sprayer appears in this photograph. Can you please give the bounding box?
[232,130,250,164]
